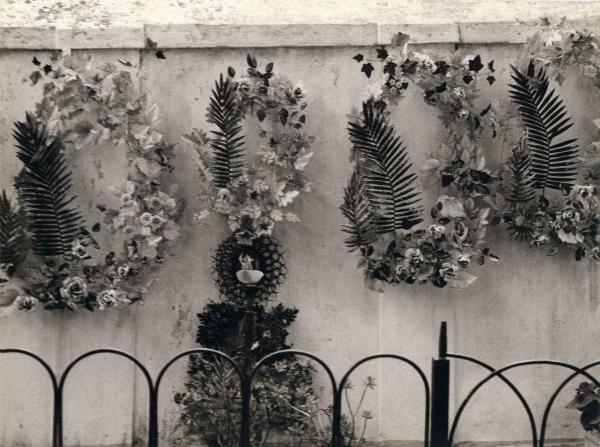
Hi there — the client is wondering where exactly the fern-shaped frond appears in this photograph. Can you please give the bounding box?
[508,145,536,203]
[0,190,27,269]
[347,102,423,233]
[207,74,245,188]
[13,113,84,257]
[341,170,377,250]
[509,60,578,192]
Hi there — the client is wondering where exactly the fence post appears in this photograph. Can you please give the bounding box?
[240,310,256,447]
[431,321,450,447]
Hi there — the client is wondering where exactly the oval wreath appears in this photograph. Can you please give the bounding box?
[0,53,182,313]
[343,35,500,290]
[182,54,314,300]
[496,25,600,262]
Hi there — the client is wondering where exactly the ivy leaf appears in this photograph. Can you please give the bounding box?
[42,64,52,74]
[265,62,274,73]
[32,56,41,66]
[383,61,397,76]
[391,32,410,47]
[361,63,375,78]
[376,47,388,60]
[92,223,101,232]
[400,59,417,74]
[463,73,473,84]
[576,246,586,261]
[487,60,495,72]
[468,55,484,72]
[435,82,447,93]
[433,61,449,75]
[487,75,496,85]
[353,53,364,63]
[155,50,166,60]
[146,37,158,50]
[441,174,454,187]
[227,66,236,77]
[247,54,257,68]
[279,108,289,125]
[29,70,42,85]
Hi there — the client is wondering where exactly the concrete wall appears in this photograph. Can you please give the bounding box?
[1,2,600,446]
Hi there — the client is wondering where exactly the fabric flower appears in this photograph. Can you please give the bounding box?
[60,276,88,302]
[457,254,471,268]
[97,289,118,310]
[117,264,130,276]
[439,263,459,280]
[292,81,306,99]
[404,248,425,270]
[192,210,210,223]
[71,239,89,259]
[15,295,38,311]
[254,217,274,236]
[139,212,153,226]
[214,188,233,214]
[427,224,446,240]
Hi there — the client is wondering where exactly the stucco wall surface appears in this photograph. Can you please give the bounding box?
[0,1,600,446]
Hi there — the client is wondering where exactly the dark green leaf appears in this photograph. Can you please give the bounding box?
[361,63,375,78]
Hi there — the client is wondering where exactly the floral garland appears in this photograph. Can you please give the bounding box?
[497,24,600,262]
[0,53,182,313]
[184,54,313,244]
[343,35,500,290]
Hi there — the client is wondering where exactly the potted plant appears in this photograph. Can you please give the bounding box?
[567,382,600,446]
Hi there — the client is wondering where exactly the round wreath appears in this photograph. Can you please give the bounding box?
[343,35,500,290]
[0,53,182,313]
[496,25,600,262]
[184,54,314,245]
[213,235,286,303]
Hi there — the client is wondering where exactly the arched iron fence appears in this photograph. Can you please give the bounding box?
[1,318,598,447]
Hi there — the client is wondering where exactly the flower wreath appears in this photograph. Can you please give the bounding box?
[183,54,313,298]
[497,24,600,262]
[342,34,500,290]
[0,53,182,313]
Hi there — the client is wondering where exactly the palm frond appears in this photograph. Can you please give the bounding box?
[13,113,84,257]
[347,102,423,233]
[509,60,579,192]
[207,74,245,188]
[508,143,536,204]
[341,170,377,250]
[0,190,27,270]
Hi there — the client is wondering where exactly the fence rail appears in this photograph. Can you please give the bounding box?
[1,319,598,447]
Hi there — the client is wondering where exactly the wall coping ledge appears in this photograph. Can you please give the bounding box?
[0,1,599,49]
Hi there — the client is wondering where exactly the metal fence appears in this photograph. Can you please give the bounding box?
[1,319,598,447]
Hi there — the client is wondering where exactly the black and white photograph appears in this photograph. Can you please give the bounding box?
[0,0,599,446]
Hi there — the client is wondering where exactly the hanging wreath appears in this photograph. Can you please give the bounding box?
[497,24,600,262]
[182,54,313,297]
[0,53,182,313]
[185,54,314,244]
[343,35,500,290]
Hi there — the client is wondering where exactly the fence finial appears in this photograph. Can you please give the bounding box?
[439,321,448,358]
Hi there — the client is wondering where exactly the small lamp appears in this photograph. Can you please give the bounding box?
[236,253,264,285]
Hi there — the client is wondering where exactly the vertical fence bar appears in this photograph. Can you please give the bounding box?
[331,389,344,447]
[54,391,62,447]
[148,388,159,447]
[240,310,256,447]
[431,322,450,447]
